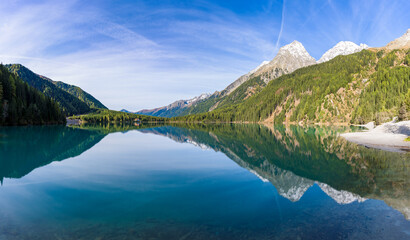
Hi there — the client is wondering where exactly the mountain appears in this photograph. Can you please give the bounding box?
[138,124,409,218]
[47,78,106,109]
[385,29,410,49]
[136,93,210,118]
[135,61,269,118]
[175,41,317,116]
[317,41,369,63]
[176,29,410,125]
[253,40,317,83]
[5,64,106,116]
[0,65,65,125]
[137,41,315,118]
[222,60,269,96]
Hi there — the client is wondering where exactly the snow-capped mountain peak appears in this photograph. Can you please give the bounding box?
[318,41,369,63]
[253,41,316,83]
[278,40,314,60]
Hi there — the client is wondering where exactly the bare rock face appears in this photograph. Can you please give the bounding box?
[253,41,317,83]
[318,41,368,63]
[385,29,410,49]
[222,61,269,96]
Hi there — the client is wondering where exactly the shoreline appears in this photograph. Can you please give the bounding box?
[341,120,410,153]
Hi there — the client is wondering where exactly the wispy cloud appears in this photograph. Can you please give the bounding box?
[274,0,286,51]
[0,0,408,111]
[0,0,281,110]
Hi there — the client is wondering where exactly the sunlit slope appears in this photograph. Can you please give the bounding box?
[175,49,410,124]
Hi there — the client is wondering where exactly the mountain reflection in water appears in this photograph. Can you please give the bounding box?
[0,123,409,239]
[0,126,106,183]
[137,124,410,219]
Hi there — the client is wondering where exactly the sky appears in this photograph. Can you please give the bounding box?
[0,0,409,111]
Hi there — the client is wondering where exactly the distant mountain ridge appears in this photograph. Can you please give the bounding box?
[6,64,107,115]
[135,93,211,118]
[138,41,319,117]
[138,39,372,117]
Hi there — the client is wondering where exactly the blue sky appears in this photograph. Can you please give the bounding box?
[0,0,409,110]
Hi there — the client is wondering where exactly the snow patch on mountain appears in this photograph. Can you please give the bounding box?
[186,93,211,104]
[136,93,211,117]
[254,40,317,83]
[318,41,369,63]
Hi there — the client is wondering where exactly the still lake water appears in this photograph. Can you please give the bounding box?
[0,124,409,239]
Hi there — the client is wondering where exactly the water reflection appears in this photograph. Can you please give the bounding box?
[1,123,408,220]
[0,126,106,183]
[0,123,161,184]
[137,124,410,219]
[0,123,409,239]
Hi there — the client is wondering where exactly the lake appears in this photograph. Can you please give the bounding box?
[0,124,409,239]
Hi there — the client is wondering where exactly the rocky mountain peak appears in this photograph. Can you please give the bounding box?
[277,40,313,59]
[318,41,369,63]
[253,41,316,83]
[385,28,410,49]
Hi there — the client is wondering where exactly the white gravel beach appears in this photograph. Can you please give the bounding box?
[341,120,410,153]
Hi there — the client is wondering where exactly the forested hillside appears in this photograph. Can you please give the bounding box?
[173,49,409,124]
[180,76,267,116]
[6,64,105,115]
[0,64,65,125]
[46,79,106,109]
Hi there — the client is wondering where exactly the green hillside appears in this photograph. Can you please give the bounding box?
[6,64,105,115]
[0,64,65,125]
[47,79,106,109]
[180,76,266,116]
[174,49,410,124]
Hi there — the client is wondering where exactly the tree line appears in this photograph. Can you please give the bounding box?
[0,64,65,125]
[171,49,409,124]
[69,109,167,123]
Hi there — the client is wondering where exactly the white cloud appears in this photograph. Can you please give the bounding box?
[1,0,408,111]
[0,0,277,111]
